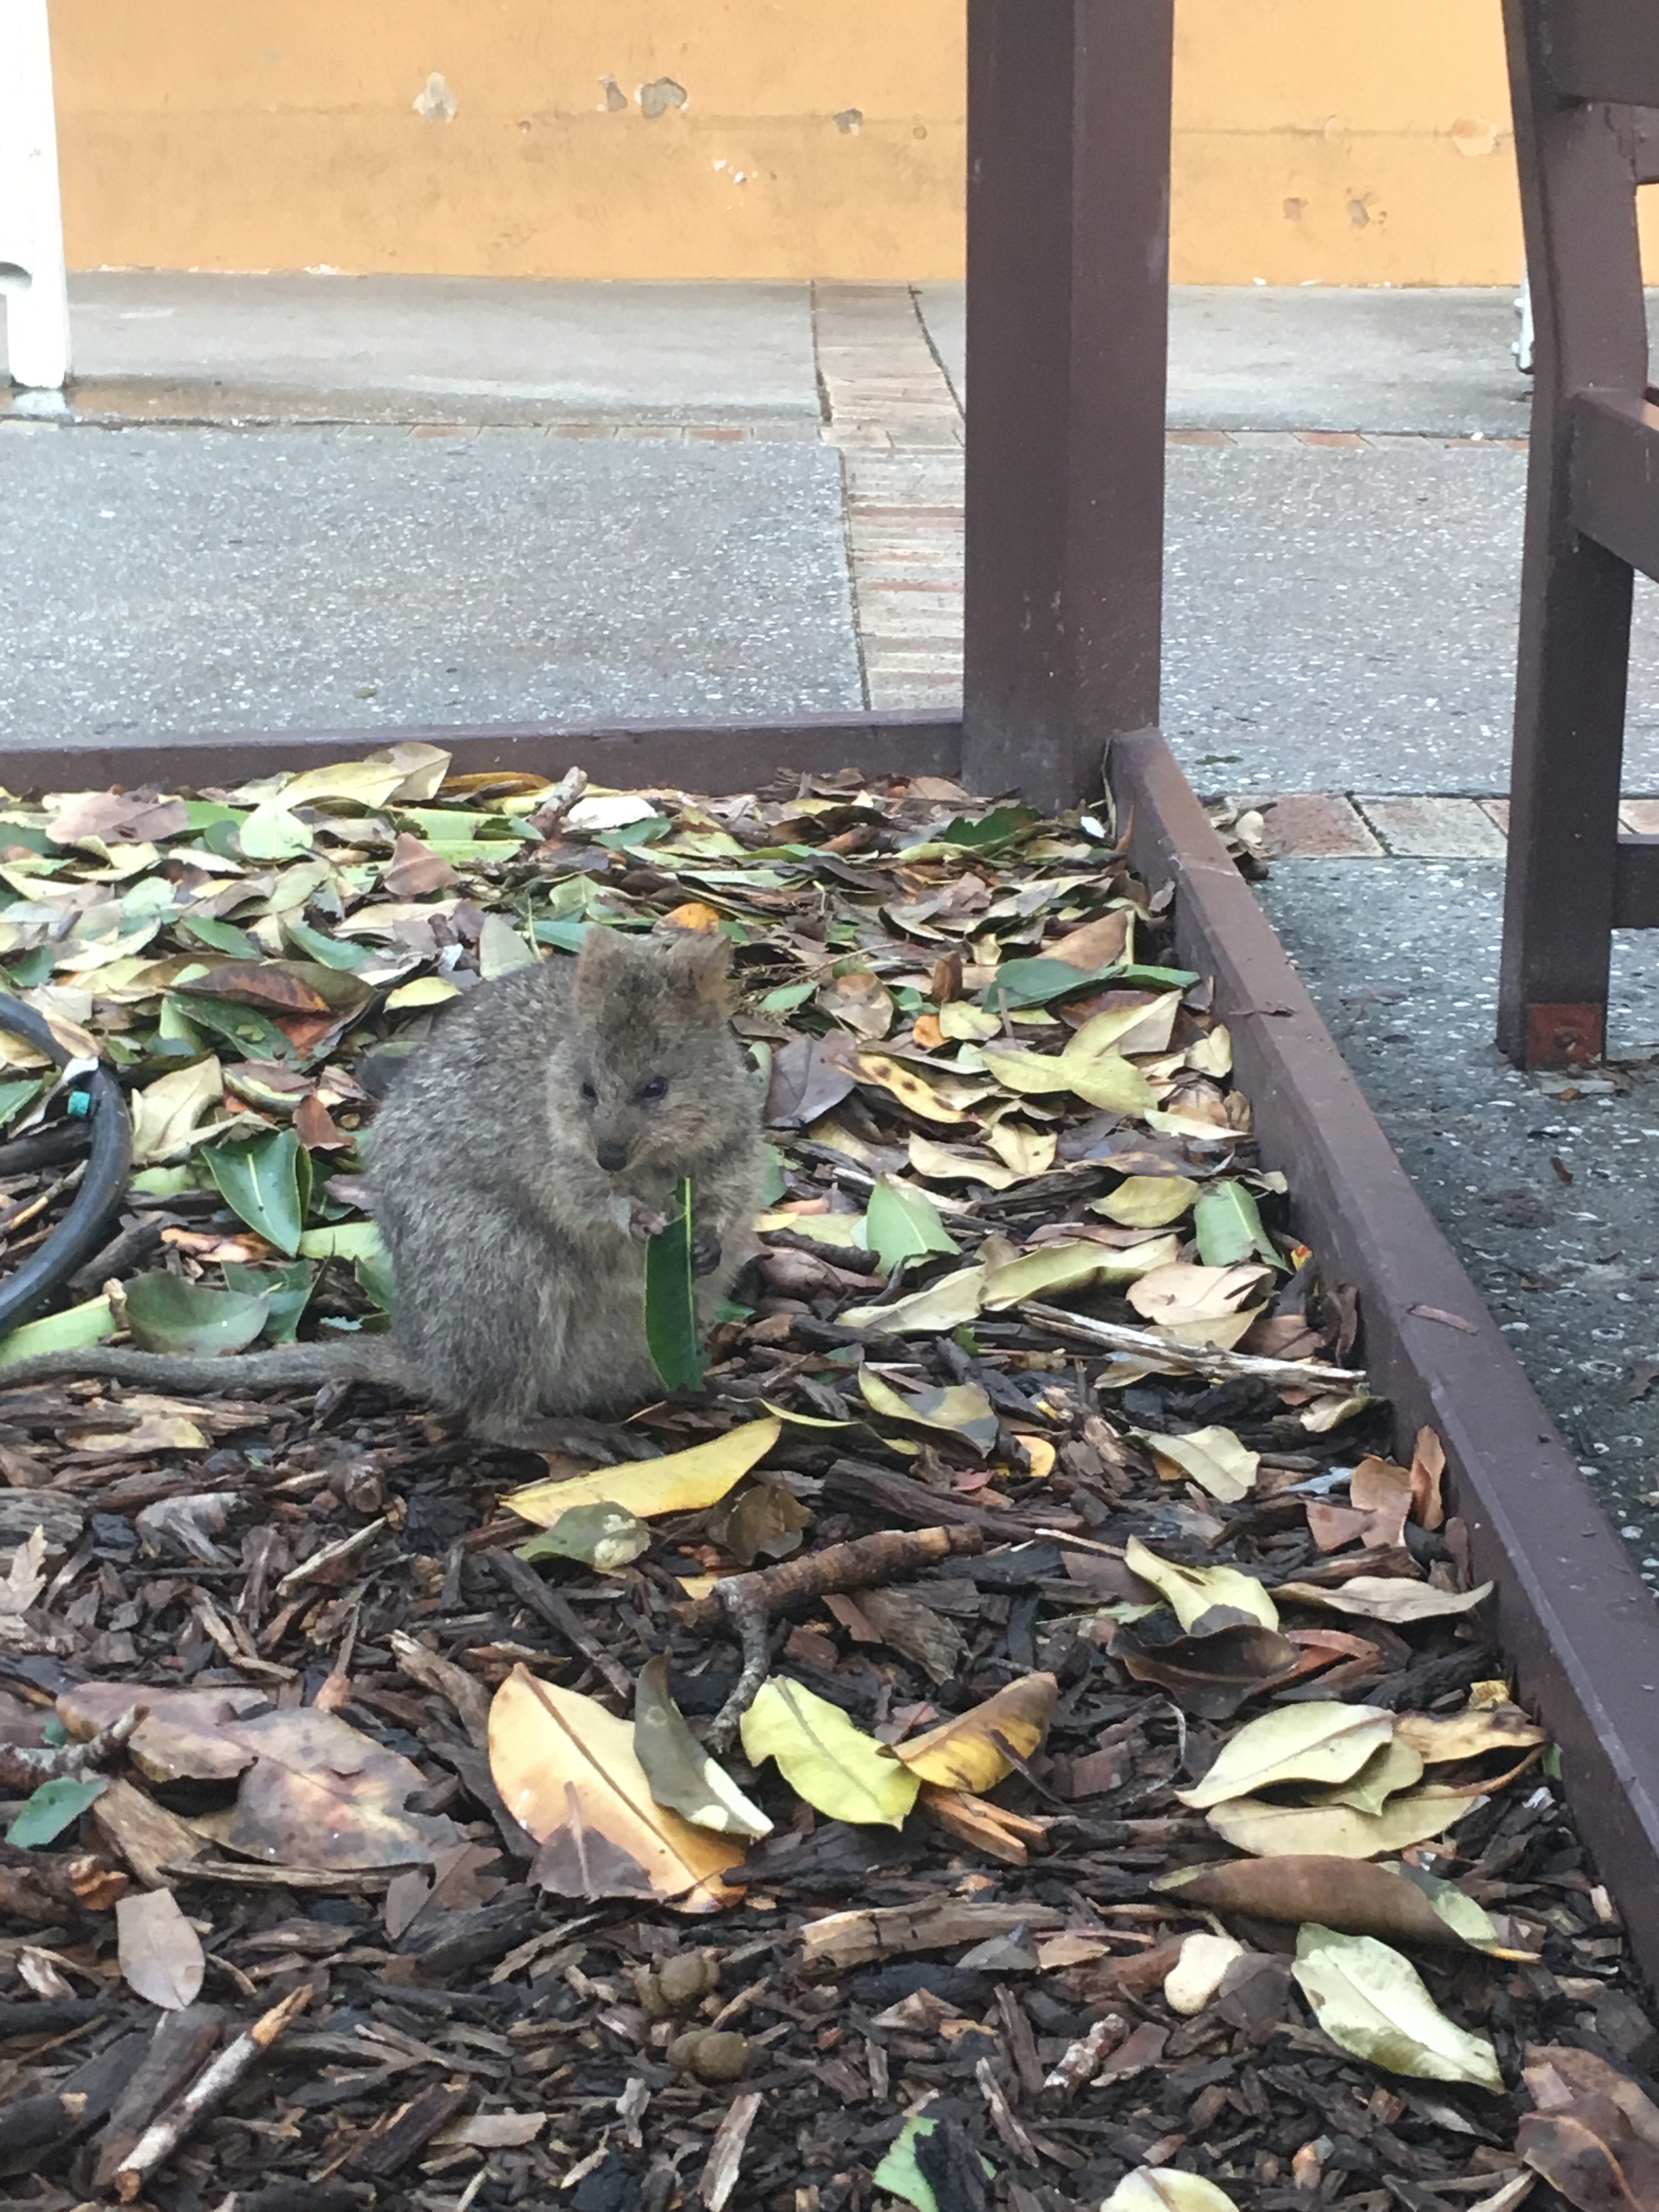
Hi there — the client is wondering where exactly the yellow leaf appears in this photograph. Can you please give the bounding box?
[385,977,462,1010]
[1393,1705,1548,1761]
[663,902,723,933]
[983,1236,1181,1306]
[489,1667,743,1910]
[1269,1577,1494,1624]
[887,1674,1058,1791]
[741,1678,919,1828]
[280,759,411,808]
[854,1051,967,1124]
[1127,1262,1272,1328]
[1067,995,1181,1058]
[1141,1425,1259,1503]
[842,1265,989,1334]
[1011,1432,1057,1480]
[1093,1175,1198,1228]
[505,1418,781,1529]
[130,1055,226,1165]
[939,1001,1003,1043]
[1125,1536,1279,1632]
[983,1120,1057,1177]
[1177,1702,1394,1810]
[1187,1024,1233,1078]
[908,1134,1020,1190]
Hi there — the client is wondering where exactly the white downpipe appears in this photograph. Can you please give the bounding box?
[0,0,71,390]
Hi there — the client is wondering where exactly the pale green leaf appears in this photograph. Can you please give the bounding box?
[1291,1925,1503,2088]
[740,1677,919,1828]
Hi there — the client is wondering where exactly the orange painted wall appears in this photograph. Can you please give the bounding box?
[48,0,1631,284]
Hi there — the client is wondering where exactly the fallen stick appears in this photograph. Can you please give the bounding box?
[1015,1301,1368,1391]
[700,1523,983,1751]
[111,1984,311,2200]
[0,1701,144,1792]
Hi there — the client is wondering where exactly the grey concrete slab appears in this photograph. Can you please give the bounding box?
[1163,442,1659,793]
[0,424,860,742]
[919,281,1659,438]
[59,273,820,424]
[1259,857,1659,1585]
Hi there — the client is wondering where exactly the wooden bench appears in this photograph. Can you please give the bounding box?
[1499,0,1659,1065]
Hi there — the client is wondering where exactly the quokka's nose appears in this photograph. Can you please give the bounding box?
[596,1140,629,1172]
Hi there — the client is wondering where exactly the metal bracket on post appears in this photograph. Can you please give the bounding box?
[0,0,71,392]
[960,0,1175,813]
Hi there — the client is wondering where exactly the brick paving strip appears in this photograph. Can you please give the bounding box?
[1235,792,1659,857]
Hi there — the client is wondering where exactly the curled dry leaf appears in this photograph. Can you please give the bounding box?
[1112,1613,1301,1721]
[1271,1576,1494,1624]
[633,1656,773,1841]
[858,1369,997,1452]
[489,1666,744,1911]
[1126,1261,1271,1331]
[1124,1537,1279,1633]
[1159,1855,1501,1952]
[741,1677,919,1829]
[1291,1923,1504,2090]
[886,1673,1058,1792]
[1410,1425,1447,1531]
[116,1886,205,2010]
[1519,2044,1659,2212]
[505,1417,781,1530]
[1177,1702,1395,1810]
[1393,1702,1549,1764]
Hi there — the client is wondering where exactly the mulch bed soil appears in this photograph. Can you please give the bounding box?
[0,755,1646,2212]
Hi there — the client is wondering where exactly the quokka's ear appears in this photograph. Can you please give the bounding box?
[573,922,634,1019]
[657,924,735,1010]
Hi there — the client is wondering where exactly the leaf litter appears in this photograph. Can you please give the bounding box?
[0,752,1645,2211]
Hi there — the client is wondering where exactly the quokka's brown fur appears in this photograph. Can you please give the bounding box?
[0,927,766,1444]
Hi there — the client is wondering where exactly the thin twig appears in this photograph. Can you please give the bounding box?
[112,1984,311,2200]
[0,1702,145,1792]
[1015,1301,1368,1390]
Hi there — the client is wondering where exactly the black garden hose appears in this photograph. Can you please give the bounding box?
[0,1001,132,1335]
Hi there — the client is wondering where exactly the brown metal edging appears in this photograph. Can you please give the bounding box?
[0,712,964,800]
[1110,724,1659,1989]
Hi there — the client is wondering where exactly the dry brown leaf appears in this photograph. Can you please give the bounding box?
[490,1665,744,1912]
[1160,1855,1499,1951]
[116,1887,205,2010]
[1271,1577,1493,1624]
[1409,1425,1447,1531]
[1393,1703,1549,1764]
[205,1707,466,1870]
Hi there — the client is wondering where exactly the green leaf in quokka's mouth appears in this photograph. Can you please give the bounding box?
[645,1175,704,1391]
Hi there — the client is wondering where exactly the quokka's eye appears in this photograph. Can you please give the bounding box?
[636,1075,668,1104]
[579,1080,598,1107]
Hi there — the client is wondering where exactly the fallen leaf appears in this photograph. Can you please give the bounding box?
[1159,1855,1502,1951]
[1410,1425,1448,1530]
[490,1666,743,1910]
[116,1887,205,2010]
[907,1134,1021,1189]
[1393,1703,1549,1764]
[984,1235,1182,1306]
[855,1051,969,1124]
[1177,1702,1395,1810]
[1112,1613,1301,1720]
[634,1656,773,1841]
[704,1477,813,1567]
[505,1418,781,1529]
[1271,1577,1494,1624]
[516,1501,651,1573]
[741,1677,919,1829]
[123,1273,272,1358]
[819,970,894,1040]
[872,2113,995,2211]
[1140,1425,1259,1503]
[984,1120,1057,1177]
[1094,1175,1198,1227]
[1101,2174,1243,2212]
[1519,2045,1659,2212]
[6,1775,107,1848]
[129,1056,226,1165]
[211,1707,465,1870]
[1291,1924,1503,2089]
[1127,1261,1272,1333]
[886,1674,1058,1791]
[1204,1785,1480,1860]
[1193,1181,1277,1269]
[1302,1735,1425,1815]
[1124,1537,1279,1633]
[842,1265,990,1335]
[858,1369,998,1452]
[59,1682,267,1784]
[865,1176,960,1269]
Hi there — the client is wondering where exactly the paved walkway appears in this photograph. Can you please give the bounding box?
[8,273,1659,1573]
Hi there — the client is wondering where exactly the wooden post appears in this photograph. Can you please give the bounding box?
[960,0,1174,812]
[0,0,71,392]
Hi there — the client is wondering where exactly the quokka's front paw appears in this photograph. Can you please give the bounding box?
[691,1224,723,1277]
[628,1200,671,1244]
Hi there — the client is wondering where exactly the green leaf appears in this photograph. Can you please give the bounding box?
[223,1260,315,1344]
[0,1296,117,1367]
[123,1273,271,1357]
[741,1677,920,1828]
[865,1176,959,1271]
[0,1076,46,1131]
[760,1146,789,1205]
[518,1501,652,1572]
[204,1128,307,1256]
[477,912,539,979]
[6,1776,108,1848]
[177,915,261,960]
[297,1221,386,1261]
[280,919,373,972]
[1291,1925,1503,2089]
[980,956,1126,1012]
[872,2116,995,2211]
[1194,1181,1279,1269]
[634,1654,774,1839]
[130,1165,196,1198]
[645,1177,703,1392]
[162,992,290,1060]
[939,803,1040,851]
[759,981,817,1013]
